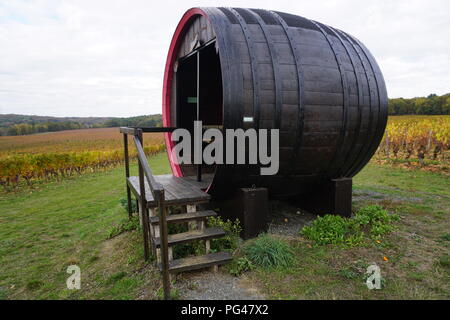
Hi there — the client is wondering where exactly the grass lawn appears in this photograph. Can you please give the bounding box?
[248,165,450,299]
[0,153,170,300]
[0,155,448,299]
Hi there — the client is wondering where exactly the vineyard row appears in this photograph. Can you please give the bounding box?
[0,144,166,189]
[376,117,449,165]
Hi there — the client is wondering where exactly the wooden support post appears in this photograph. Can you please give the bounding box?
[157,190,171,300]
[123,133,133,219]
[147,207,156,258]
[137,129,151,261]
[299,178,353,217]
[151,208,162,264]
[150,208,159,236]
[213,188,269,239]
[196,50,202,183]
[138,202,143,228]
[186,204,198,230]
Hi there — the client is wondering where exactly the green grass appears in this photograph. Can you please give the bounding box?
[0,153,170,300]
[1,159,449,300]
[300,205,399,246]
[243,234,294,269]
[246,163,450,300]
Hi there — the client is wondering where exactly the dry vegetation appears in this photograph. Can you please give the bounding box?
[0,128,165,189]
[375,115,449,171]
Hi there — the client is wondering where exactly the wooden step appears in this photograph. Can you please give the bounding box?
[149,210,217,225]
[153,227,225,248]
[159,252,233,273]
[127,175,211,207]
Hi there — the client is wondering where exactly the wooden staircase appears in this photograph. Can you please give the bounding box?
[150,208,231,273]
[120,127,232,299]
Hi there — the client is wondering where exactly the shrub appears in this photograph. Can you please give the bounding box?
[300,215,362,246]
[206,216,242,252]
[155,286,180,300]
[438,255,450,268]
[300,205,399,246]
[168,216,242,259]
[227,256,255,276]
[352,205,400,239]
[120,197,137,213]
[243,234,294,269]
[108,217,139,239]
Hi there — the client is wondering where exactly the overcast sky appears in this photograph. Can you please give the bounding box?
[0,0,449,117]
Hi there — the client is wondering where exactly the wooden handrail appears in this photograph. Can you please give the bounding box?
[119,127,136,135]
[132,135,164,195]
[120,126,177,134]
[121,126,170,299]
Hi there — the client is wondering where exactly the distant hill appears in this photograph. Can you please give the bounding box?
[0,114,162,136]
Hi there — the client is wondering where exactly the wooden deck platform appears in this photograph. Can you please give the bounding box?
[127,174,211,207]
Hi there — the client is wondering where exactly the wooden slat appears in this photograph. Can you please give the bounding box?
[182,174,214,189]
[119,127,135,135]
[139,127,177,133]
[150,210,217,225]
[161,252,232,273]
[153,227,225,248]
[127,175,211,207]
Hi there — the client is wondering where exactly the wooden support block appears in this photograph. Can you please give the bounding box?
[168,247,173,261]
[205,240,218,271]
[149,208,157,217]
[186,205,196,212]
[212,188,269,239]
[205,239,211,253]
[150,208,160,237]
[186,205,198,230]
[298,178,353,217]
[138,202,143,227]
[156,248,161,264]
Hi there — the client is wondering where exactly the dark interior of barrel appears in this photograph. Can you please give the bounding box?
[176,39,222,184]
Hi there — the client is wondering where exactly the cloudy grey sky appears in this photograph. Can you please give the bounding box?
[0,0,449,117]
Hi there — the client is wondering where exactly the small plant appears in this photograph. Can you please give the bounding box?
[106,271,127,285]
[207,216,242,252]
[437,255,450,268]
[155,287,180,300]
[120,197,137,213]
[300,215,362,246]
[0,288,7,300]
[108,217,139,239]
[300,205,399,246]
[437,233,450,242]
[26,280,43,291]
[352,205,400,239]
[227,256,255,276]
[338,267,360,280]
[243,234,294,269]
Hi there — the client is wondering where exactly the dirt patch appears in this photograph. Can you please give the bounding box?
[353,189,423,204]
[267,200,316,236]
[174,270,265,300]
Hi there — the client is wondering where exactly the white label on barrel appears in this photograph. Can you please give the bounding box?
[243,117,253,122]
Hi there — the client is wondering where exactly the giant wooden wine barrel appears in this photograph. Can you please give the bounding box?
[162,7,387,198]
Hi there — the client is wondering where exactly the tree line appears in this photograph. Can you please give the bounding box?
[1,92,449,136]
[388,93,449,115]
[0,114,162,136]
